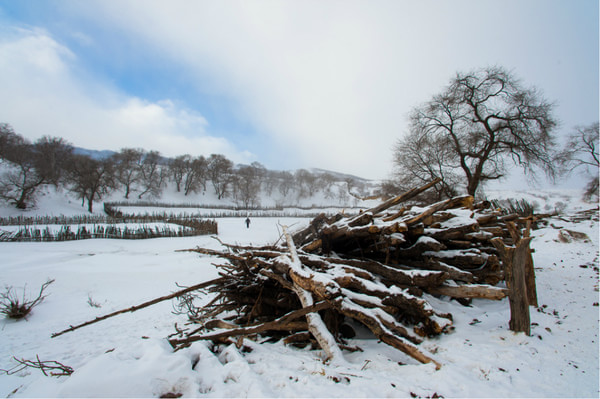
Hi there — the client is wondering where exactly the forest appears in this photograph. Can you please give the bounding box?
[0,123,377,213]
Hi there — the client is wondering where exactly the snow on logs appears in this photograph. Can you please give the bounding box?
[172,180,536,369]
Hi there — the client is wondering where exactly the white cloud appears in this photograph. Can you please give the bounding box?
[0,27,253,163]
[2,1,597,181]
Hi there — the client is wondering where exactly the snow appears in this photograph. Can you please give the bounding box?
[0,188,599,397]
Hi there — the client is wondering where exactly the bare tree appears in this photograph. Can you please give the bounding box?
[319,173,337,199]
[396,66,557,196]
[0,128,43,209]
[137,150,165,199]
[233,164,262,209]
[33,136,73,188]
[295,169,317,198]
[556,122,599,200]
[0,150,44,209]
[183,156,208,196]
[394,129,460,200]
[263,170,279,196]
[0,126,73,209]
[112,148,143,199]
[169,155,189,193]
[277,171,295,197]
[376,180,402,199]
[207,154,233,200]
[0,123,23,161]
[66,154,114,213]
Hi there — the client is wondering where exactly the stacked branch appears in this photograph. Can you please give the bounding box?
[168,180,535,368]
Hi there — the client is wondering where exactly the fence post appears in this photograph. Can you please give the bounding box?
[491,224,533,336]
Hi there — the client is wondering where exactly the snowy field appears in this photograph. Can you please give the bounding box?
[0,194,598,397]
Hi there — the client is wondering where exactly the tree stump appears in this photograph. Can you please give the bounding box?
[491,231,533,336]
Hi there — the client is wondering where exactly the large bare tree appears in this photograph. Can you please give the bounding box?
[395,66,557,196]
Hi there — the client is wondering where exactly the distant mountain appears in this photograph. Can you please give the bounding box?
[73,147,116,160]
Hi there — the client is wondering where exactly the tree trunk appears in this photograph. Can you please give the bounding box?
[491,236,532,335]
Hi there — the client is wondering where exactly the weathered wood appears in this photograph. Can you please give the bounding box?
[382,207,408,222]
[169,301,331,348]
[426,283,508,300]
[335,299,441,369]
[363,178,442,217]
[395,237,446,259]
[312,256,449,288]
[282,226,344,362]
[426,222,480,241]
[291,213,343,246]
[400,259,475,283]
[402,195,474,227]
[491,236,532,335]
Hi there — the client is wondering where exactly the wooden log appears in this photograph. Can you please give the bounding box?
[328,257,449,288]
[491,236,532,335]
[426,222,480,241]
[426,283,508,300]
[524,250,538,307]
[399,259,475,283]
[402,195,474,227]
[505,221,537,307]
[301,238,322,253]
[363,178,442,217]
[335,298,441,369]
[382,207,407,222]
[52,277,225,338]
[422,249,488,269]
[396,236,446,259]
[169,301,331,348]
[282,226,344,362]
[291,213,343,247]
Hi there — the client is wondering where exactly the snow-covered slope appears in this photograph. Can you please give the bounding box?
[0,202,598,397]
[0,179,598,397]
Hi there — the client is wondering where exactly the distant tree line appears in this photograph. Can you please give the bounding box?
[0,123,369,212]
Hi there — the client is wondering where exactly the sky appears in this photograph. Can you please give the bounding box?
[0,0,597,183]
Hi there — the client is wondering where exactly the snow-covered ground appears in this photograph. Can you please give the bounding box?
[0,188,598,397]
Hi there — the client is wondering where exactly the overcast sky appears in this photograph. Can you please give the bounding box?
[0,1,597,182]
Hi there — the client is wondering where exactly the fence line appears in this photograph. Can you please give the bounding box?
[0,221,218,242]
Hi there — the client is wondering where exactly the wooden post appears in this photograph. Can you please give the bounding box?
[491,226,533,336]
[522,220,538,307]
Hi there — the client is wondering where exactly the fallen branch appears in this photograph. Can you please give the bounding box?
[169,300,331,348]
[51,277,224,338]
[282,225,345,363]
[1,355,73,377]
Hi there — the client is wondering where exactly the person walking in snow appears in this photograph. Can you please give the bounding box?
[245,217,251,228]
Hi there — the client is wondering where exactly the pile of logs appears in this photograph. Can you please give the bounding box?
[167,179,537,368]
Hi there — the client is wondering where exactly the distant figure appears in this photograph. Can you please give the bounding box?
[245,217,251,229]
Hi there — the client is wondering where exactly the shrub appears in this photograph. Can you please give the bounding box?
[490,198,538,217]
[0,279,55,319]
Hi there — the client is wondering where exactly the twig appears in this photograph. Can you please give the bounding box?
[0,356,73,377]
